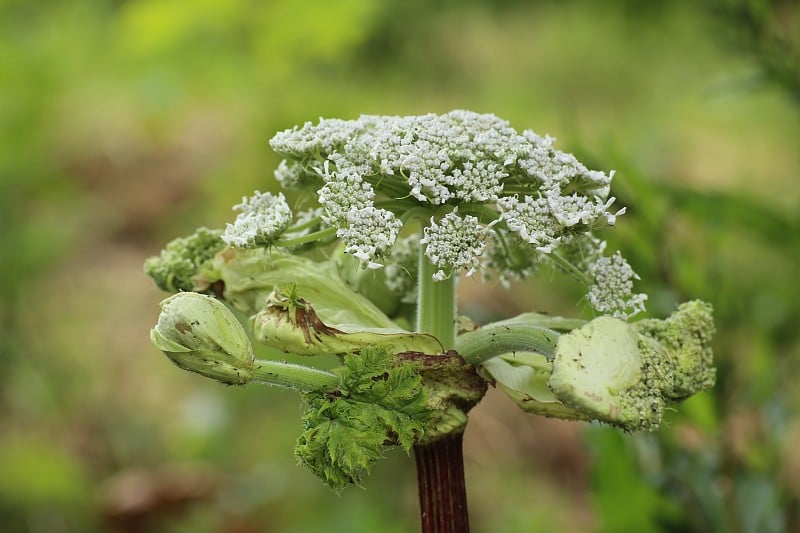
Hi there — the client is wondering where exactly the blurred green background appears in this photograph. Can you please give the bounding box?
[1,0,799,531]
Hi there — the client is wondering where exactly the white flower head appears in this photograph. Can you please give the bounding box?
[222,191,292,248]
[316,158,376,226]
[548,192,625,229]
[337,207,403,269]
[519,130,613,193]
[269,111,628,283]
[451,160,506,202]
[269,118,361,160]
[587,251,648,319]
[497,195,562,253]
[421,210,493,281]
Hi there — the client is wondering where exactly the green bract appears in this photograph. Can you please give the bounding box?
[480,353,587,420]
[252,286,442,357]
[208,247,398,328]
[151,292,255,385]
[294,346,486,490]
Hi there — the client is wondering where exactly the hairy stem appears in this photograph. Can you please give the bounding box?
[456,323,560,365]
[414,240,468,532]
[415,432,470,533]
[252,360,338,391]
[417,254,456,348]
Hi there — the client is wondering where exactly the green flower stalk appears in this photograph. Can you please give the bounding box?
[144,110,716,532]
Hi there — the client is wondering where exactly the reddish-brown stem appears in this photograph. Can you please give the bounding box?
[414,431,470,533]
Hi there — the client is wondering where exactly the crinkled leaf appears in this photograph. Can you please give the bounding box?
[294,346,431,491]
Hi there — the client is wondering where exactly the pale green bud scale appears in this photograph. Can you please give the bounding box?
[151,292,255,385]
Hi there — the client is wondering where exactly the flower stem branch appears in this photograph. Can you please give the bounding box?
[274,226,337,247]
[252,360,338,391]
[456,324,560,365]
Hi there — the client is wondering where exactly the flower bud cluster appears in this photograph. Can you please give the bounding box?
[144,227,225,293]
[421,211,494,281]
[587,251,648,319]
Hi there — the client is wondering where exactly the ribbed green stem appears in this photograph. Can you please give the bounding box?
[548,251,593,285]
[274,226,337,247]
[252,360,338,391]
[417,254,456,349]
[456,324,560,365]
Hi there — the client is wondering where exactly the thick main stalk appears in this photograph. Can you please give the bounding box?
[417,254,456,348]
[414,249,469,532]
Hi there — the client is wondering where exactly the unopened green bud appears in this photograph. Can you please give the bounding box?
[549,317,654,429]
[151,292,255,384]
[480,305,715,431]
[633,300,716,400]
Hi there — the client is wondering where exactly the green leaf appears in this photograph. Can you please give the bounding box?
[294,345,431,491]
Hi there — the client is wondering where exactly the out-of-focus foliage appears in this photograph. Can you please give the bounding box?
[1,0,798,531]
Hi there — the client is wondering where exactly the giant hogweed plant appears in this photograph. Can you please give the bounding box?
[145,111,715,532]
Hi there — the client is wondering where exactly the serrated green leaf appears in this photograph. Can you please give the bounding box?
[294,345,431,491]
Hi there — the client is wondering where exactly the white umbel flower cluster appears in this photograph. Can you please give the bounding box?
[497,195,561,253]
[266,110,646,316]
[222,191,292,248]
[421,211,492,281]
[587,252,648,319]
